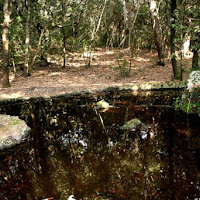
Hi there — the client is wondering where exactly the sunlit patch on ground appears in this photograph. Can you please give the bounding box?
[134,57,150,62]
[0,91,23,99]
[0,48,193,99]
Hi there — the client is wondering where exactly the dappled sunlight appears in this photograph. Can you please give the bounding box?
[69,62,85,68]
[9,73,16,82]
[0,48,193,99]
[184,52,193,59]
[0,91,23,99]
[47,72,63,77]
[134,57,150,62]
[105,50,115,55]
[34,70,49,76]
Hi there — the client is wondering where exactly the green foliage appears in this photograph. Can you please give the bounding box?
[170,53,177,60]
[0,0,200,78]
[175,88,200,117]
[111,53,131,78]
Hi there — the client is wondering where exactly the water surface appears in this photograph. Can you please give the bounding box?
[0,90,200,200]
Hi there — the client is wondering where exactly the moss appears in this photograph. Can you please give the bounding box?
[129,81,186,91]
[96,100,110,109]
[121,118,142,130]
[10,118,21,126]
[0,115,30,150]
[148,163,161,173]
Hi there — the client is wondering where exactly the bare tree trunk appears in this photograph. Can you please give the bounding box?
[148,0,165,66]
[120,0,128,28]
[31,28,46,67]
[61,27,67,68]
[170,0,182,80]
[119,0,129,47]
[192,49,199,69]
[72,1,86,38]
[182,33,191,57]
[2,0,11,87]
[191,33,199,69]
[24,0,31,76]
[61,0,67,68]
[86,0,107,67]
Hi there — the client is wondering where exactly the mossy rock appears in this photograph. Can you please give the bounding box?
[96,99,110,109]
[121,118,150,139]
[176,88,200,116]
[121,118,143,130]
[0,115,30,150]
[129,81,186,91]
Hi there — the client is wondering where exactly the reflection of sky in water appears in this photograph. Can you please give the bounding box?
[59,131,88,150]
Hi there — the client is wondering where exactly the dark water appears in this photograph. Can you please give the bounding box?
[0,90,200,200]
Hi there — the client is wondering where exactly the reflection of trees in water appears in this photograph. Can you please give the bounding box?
[1,93,200,199]
[0,142,35,199]
[43,101,160,199]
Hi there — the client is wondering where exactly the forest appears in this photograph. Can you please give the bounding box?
[0,0,200,90]
[1,1,200,199]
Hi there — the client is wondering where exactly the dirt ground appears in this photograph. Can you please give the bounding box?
[0,48,192,99]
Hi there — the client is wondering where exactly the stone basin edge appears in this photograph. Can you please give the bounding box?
[0,81,186,150]
[0,81,186,102]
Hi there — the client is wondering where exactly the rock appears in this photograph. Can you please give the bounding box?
[96,99,110,109]
[0,115,30,150]
[176,71,200,115]
[121,118,143,130]
[130,81,186,91]
[187,71,200,92]
[121,118,150,139]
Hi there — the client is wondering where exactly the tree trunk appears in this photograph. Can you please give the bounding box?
[170,0,182,80]
[61,26,67,68]
[86,0,107,67]
[61,0,67,68]
[24,0,31,76]
[192,49,199,69]
[2,0,11,87]
[191,31,200,69]
[182,33,191,57]
[148,0,165,66]
[31,28,46,67]
[120,0,128,28]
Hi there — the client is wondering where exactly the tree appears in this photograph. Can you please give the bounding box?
[2,0,200,84]
[191,31,200,69]
[83,0,107,67]
[190,1,200,69]
[147,0,165,65]
[24,0,31,76]
[1,0,11,87]
[170,0,182,80]
[61,0,67,68]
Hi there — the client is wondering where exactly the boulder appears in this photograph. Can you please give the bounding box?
[187,71,200,92]
[176,71,200,115]
[121,118,151,139]
[121,118,143,130]
[0,115,30,150]
[96,99,110,109]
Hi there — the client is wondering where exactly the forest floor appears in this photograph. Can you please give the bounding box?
[0,48,193,99]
